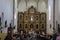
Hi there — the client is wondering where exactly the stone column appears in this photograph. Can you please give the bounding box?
[47,0,54,35]
[14,0,18,33]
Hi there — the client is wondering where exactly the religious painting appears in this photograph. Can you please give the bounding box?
[24,15,28,22]
[24,13,29,22]
[35,15,40,22]
[24,15,28,21]
[18,12,24,22]
[41,13,46,22]
[36,24,38,29]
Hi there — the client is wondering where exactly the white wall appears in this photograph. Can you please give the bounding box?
[55,0,60,33]
[38,0,47,12]
[47,0,53,35]
[58,0,60,23]
[18,0,26,12]
[55,0,59,33]
[27,0,37,9]
[0,0,3,16]
[14,0,18,33]
[0,0,13,33]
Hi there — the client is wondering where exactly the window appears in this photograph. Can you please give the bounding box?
[30,24,33,28]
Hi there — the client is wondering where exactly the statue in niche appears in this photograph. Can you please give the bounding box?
[31,16,33,21]
[30,24,33,28]
[25,24,27,28]
[36,24,38,29]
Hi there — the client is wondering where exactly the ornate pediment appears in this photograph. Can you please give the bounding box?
[28,6,36,13]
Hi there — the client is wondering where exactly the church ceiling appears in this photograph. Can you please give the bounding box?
[17,0,48,9]
[17,0,48,5]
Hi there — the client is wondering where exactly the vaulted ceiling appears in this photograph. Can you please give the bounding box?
[17,0,48,12]
[17,0,48,6]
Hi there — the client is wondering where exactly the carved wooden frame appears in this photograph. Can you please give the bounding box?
[40,13,46,23]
